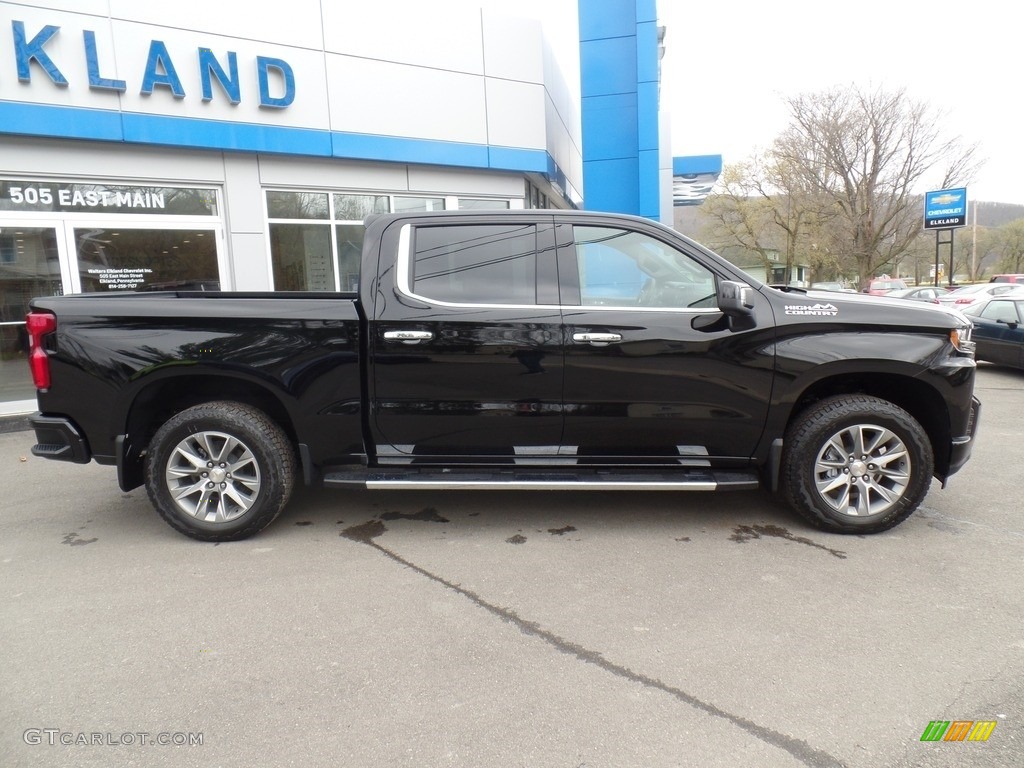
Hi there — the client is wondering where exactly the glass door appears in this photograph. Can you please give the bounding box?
[0,221,71,413]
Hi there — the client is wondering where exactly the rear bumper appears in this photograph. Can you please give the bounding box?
[30,414,91,464]
[947,396,981,479]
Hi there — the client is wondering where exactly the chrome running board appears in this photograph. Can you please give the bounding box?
[322,469,759,492]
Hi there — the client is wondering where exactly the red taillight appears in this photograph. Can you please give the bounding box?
[26,311,56,390]
[954,298,974,305]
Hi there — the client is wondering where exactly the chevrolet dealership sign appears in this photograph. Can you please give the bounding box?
[924,187,967,230]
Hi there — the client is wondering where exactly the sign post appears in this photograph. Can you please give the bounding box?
[924,187,967,287]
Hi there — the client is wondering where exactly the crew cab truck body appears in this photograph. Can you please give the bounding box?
[26,210,980,541]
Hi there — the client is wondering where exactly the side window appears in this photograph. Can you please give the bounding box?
[574,226,717,308]
[980,300,1021,324]
[411,224,537,305]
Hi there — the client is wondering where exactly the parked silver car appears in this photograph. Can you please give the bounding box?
[932,282,1023,309]
[886,286,950,302]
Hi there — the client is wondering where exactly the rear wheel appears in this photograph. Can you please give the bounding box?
[781,395,933,534]
[145,402,295,541]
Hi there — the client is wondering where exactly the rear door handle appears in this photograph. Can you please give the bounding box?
[572,332,622,345]
[383,330,434,343]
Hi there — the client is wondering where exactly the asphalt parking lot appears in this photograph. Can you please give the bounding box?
[1,366,1021,768]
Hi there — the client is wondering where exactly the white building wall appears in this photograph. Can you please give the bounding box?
[0,0,579,192]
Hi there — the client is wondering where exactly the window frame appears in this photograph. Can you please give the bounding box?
[265,189,521,292]
[395,222,557,309]
[564,224,722,313]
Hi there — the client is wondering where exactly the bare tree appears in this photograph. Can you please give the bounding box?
[988,219,1024,274]
[699,153,838,283]
[770,85,982,289]
[699,159,780,273]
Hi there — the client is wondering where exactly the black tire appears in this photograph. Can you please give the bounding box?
[781,395,933,534]
[145,401,295,541]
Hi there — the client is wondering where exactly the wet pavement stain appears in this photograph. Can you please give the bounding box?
[294,521,313,526]
[547,525,577,536]
[379,507,449,523]
[340,519,387,543]
[62,532,98,546]
[730,524,847,559]
[506,534,527,545]
[339,514,844,768]
[674,536,691,542]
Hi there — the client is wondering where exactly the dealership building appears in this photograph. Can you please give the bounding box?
[0,0,721,414]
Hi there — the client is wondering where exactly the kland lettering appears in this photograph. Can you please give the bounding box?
[8,20,295,107]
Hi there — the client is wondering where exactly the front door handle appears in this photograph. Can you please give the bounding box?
[383,330,434,343]
[572,332,622,345]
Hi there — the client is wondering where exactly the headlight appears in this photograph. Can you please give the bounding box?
[950,325,975,355]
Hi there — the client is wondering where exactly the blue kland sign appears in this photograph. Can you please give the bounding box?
[924,187,968,230]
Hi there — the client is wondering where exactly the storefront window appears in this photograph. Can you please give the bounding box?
[334,194,388,220]
[394,196,445,212]
[76,228,220,292]
[0,227,62,405]
[267,190,513,292]
[335,224,365,292]
[266,191,328,220]
[269,223,334,291]
[458,198,511,210]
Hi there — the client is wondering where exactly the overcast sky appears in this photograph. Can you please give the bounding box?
[476,0,1016,205]
[658,0,1019,205]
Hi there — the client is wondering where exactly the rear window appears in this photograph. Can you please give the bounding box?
[871,280,906,291]
[410,224,537,305]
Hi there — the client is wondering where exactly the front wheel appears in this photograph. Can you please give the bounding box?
[781,395,934,534]
[145,402,295,541]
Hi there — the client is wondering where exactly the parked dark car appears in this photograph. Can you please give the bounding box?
[961,289,1024,368]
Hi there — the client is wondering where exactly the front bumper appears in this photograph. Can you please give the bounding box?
[947,396,981,479]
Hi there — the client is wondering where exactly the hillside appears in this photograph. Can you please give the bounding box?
[673,200,1024,239]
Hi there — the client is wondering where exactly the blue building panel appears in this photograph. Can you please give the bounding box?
[636,20,660,83]
[332,132,488,168]
[583,157,640,213]
[580,37,638,98]
[578,0,665,219]
[637,148,661,218]
[581,93,638,161]
[673,155,724,176]
[488,146,549,173]
[634,0,658,24]
[123,113,333,155]
[636,80,660,151]
[0,101,565,179]
[0,101,124,142]
[578,0,637,40]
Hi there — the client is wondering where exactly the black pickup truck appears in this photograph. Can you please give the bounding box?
[26,210,980,541]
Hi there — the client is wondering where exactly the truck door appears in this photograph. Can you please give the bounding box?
[557,219,775,463]
[370,216,564,463]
